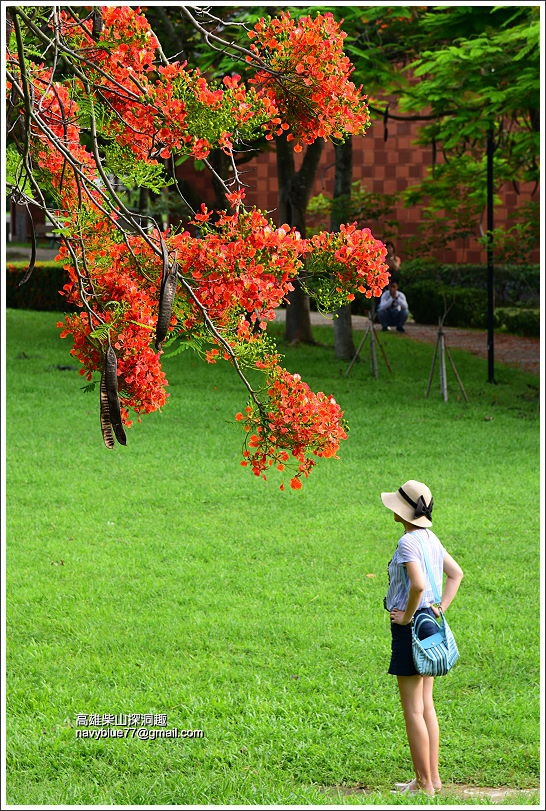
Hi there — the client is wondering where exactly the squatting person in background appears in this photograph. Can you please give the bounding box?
[377,281,409,333]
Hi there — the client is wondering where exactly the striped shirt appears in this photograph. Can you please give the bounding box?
[385,528,446,611]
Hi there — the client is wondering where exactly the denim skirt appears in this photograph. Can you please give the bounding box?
[388,607,439,676]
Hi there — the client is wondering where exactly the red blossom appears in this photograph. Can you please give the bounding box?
[306,224,391,305]
[235,355,348,488]
[248,12,371,150]
[8,5,386,487]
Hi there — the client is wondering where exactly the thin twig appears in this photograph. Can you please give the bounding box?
[180,6,275,74]
[176,271,264,409]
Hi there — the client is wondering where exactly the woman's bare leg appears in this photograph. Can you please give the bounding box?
[423,676,442,790]
[396,675,435,795]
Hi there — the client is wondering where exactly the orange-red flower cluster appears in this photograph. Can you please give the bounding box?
[306,223,390,304]
[57,7,276,163]
[248,12,371,151]
[237,356,348,488]
[170,208,303,335]
[22,67,99,212]
[57,234,168,422]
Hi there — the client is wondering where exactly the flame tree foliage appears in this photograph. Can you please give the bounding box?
[6,5,391,489]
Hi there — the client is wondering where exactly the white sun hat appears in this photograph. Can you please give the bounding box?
[381,480,434,528]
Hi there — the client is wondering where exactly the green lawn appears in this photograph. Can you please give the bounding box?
[5,309,541,805]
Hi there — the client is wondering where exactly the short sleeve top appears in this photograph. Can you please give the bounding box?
[385,528,445,611]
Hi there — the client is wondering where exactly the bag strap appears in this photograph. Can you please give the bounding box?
[414,612,441,634]
[414,531,442,605]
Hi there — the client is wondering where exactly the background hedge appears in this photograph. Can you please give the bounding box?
[401,281,488,328]
[494,307,540,338]
[399,260,540,308]
[352,261,540,335]
[6,261,78,312]
[6,259,540,336]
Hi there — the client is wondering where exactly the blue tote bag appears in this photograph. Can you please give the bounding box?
[411,537,460,677]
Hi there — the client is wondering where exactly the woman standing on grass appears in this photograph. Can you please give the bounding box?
[381,480,464,797]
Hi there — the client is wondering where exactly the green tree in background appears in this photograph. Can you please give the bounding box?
[307,4,539,258]
[377,4,538,257]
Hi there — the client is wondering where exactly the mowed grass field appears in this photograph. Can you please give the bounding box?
[5,309,541,805]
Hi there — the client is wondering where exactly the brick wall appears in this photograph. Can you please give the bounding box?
[177,115,539,265]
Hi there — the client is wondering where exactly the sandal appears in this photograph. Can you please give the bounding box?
[392,779,436,796]
[394,780,417,791]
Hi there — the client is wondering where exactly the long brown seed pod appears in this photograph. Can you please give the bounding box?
[18,208,37,287]
[100,373,115,449]
[91,8,103,41]
[104,345,127,445]
[155,261,178,351]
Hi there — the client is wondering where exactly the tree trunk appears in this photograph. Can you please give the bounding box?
[331,138,356,360]
[276,136,323,344]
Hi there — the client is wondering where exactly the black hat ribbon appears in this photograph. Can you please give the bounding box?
[398,487,434,521]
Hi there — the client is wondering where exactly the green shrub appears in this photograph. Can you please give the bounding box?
[400,260,539,307]
[404,281,488,328]
[494,307,540,337]
[351,261,539,325]
[5,261,78,312]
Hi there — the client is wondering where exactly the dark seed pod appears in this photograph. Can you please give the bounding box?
[155,262,178,351]
[104,345,127,446]
[91,9,103,41]
[100,373,115,449]
[112,414,127,446]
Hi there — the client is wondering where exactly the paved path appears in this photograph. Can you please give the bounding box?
[6,245,61,262]
[273,310,540,376]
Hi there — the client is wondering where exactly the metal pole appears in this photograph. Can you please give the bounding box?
[344,324,370,377]
[369,316,378,378]
[445,345,469,402]
[486,123,496,384]
[439,327,448,402]
[425,331,440,398]
[375,329,393,375]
